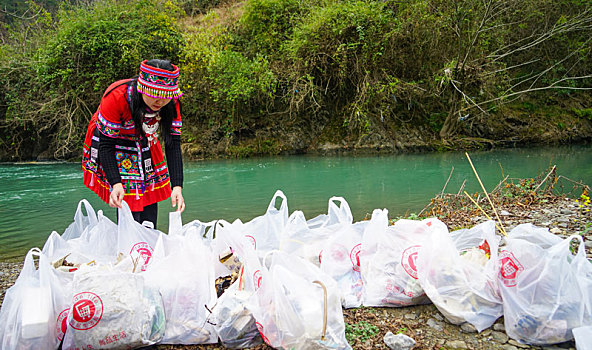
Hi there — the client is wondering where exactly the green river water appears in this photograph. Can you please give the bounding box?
[0,145,591,261]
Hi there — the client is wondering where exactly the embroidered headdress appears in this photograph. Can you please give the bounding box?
[137,60,182,99]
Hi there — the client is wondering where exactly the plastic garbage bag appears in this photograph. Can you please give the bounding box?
[320,220,368,309]
[117,201,165,272]
[208,277,263,348]
[280,197,354,267]
[240,190,289,257]
[62,264,165,349]
[505,223,562,249]
[143,232,218,344]
[62,199,98,241]
[43,209,119,267]
[573,326,592,350]
[362,211,448,307]
[169,211,217,243]
[499,234,591,345]
[212,220,271,347]
[250,251,352,350]
[416,221,503,331]
[0,248,68,350]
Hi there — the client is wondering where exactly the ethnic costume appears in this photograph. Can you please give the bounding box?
[82,61,183,212]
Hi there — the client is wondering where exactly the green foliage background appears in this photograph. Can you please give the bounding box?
[0,0,590,160]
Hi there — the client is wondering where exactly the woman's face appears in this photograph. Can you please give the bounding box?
[142,93,172,111]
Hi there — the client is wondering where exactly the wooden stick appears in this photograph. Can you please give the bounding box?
[465,152,508,236]
[464,191,505,234]
[457,179,467,195]
[492,175,510,193]
[440,166,455,196]
[534,165,556,192]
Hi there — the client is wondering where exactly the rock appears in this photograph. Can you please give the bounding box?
[502,346,519,350]
[493,323,505,332]
[491,330,509,343]
[427,318,443,332]
[480,329,492,337]
[550,228,563,234]
[461,323,477,333]
[560,209,575,215]
[433,313,444,321]
[383,332,416,350]
[585,240,592,248]
[404,313,417,320]
[501,210,511,216]
[445,340,468,349]
[508,339,531,348]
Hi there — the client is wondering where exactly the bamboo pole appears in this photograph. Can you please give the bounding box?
[465,152,508,236]
[464,191,505,234]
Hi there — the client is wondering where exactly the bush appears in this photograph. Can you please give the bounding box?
[0,0,185,159]
[180,7,276,132]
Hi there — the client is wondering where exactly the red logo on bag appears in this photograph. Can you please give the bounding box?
[350,244,362,272]
[255,321,272,345]
[130,242,153,271]
[245,235,257,250]
[401,245,421,279]
[69,292,103,330]
[253,270,262,290]
[318,249,323,264]
[499,250,524,287]
[56,308,69,341]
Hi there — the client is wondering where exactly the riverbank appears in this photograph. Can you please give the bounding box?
[0,175,590,349]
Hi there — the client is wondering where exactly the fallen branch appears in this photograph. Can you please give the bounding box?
[533,165,557,193]
[440,166,455,196]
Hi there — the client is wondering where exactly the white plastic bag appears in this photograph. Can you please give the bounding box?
[416,221,503,331]
[573,326,592,350]
[43,210,119,266]
[499,234,591,345]
[280,197,354,267]
[209,278,263,349]
[320,220,368,309]
[143,232,218,344]
[505,223,562,249]
[117,201,165,272]
[0,248,67,350]
[240,190,289,257]
[251,251,352,350]
[362,213,448,307]
[62,265,165,349]
[62,199,98,241]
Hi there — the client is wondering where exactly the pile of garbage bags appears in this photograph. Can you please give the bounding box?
[1,190,591,349]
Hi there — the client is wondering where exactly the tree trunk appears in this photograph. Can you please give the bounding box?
[439,89,461,139]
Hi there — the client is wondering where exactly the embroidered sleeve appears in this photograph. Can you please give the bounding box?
[171,101,182,136]
[96,86,129,138]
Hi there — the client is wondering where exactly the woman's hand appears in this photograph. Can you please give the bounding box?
[171,186,185,213]
[109,183,124,208]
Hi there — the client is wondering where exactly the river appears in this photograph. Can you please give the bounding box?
[0,145,590,261]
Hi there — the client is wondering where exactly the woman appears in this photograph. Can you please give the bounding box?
[82,59,185,227]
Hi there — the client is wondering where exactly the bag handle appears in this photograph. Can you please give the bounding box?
[74,199,98,226]
[118,200,134,223]
[15,248,42,283]
[328,196,353,224]
[266,190,288,215]
[169,211,183,236]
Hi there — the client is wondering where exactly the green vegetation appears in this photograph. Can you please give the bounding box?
[345,320,379,344]
[0,0,590,160]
